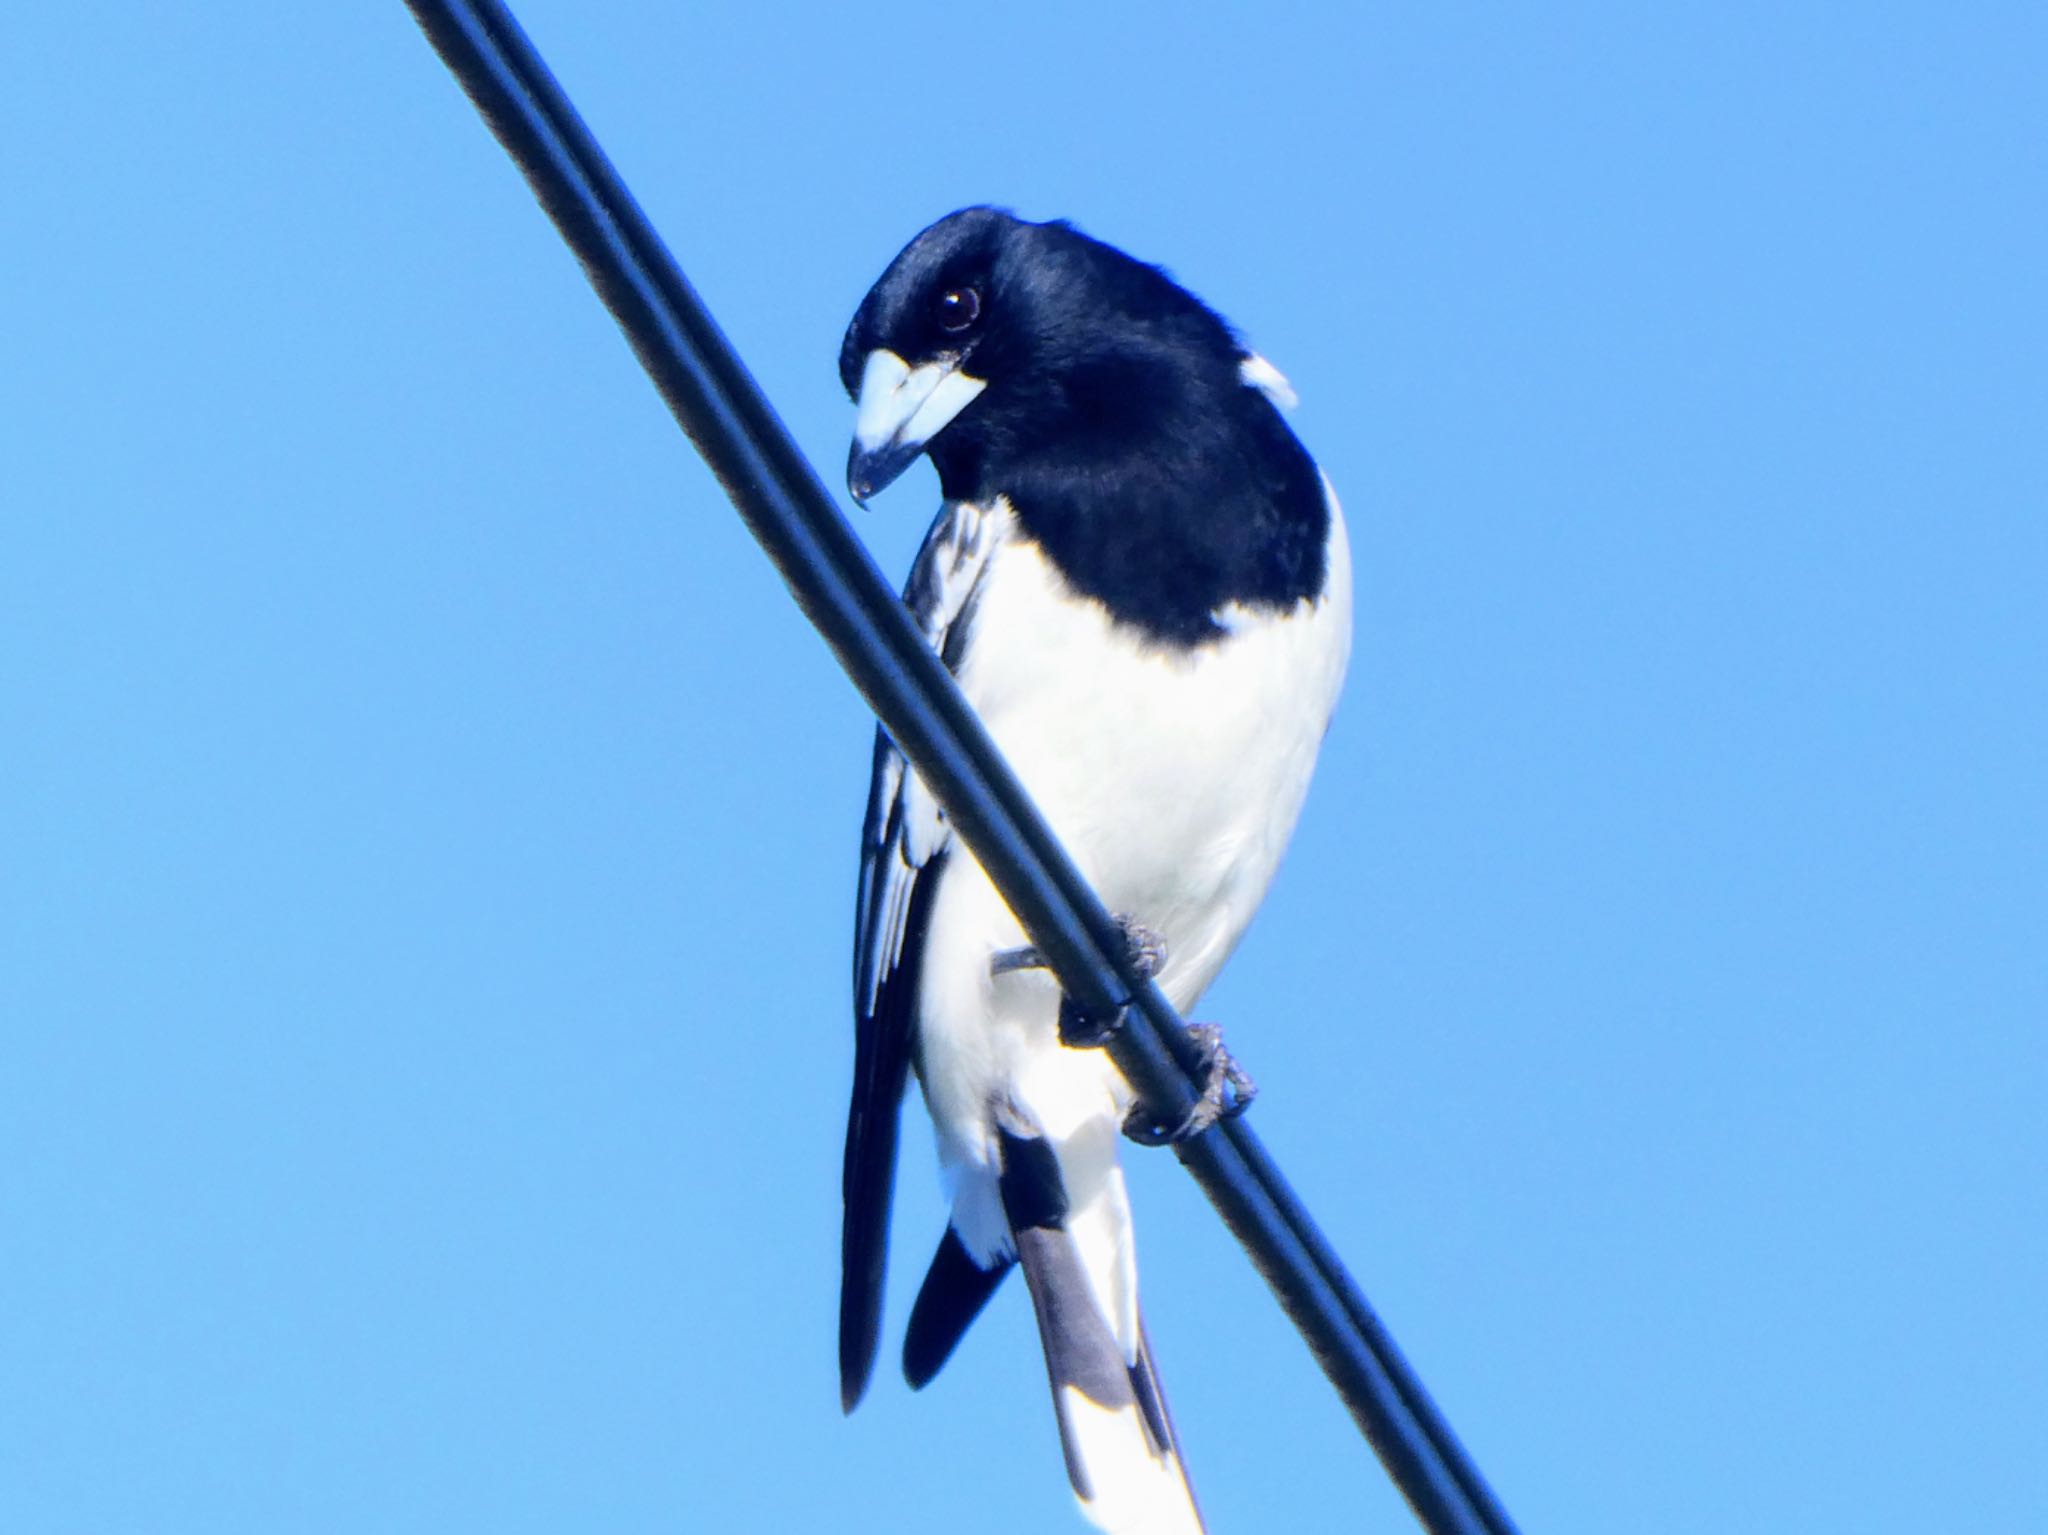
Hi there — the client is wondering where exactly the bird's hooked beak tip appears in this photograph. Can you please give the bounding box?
[847,437,923,506]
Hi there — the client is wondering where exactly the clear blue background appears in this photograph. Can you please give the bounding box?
[4,5,2043,1532]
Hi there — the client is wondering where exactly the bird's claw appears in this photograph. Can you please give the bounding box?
[1115,919,1168,982]
[1123,1023,1258,1146]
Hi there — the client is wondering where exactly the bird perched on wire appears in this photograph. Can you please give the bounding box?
[837,207,1351,1535]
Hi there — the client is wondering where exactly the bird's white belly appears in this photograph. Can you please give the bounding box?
[913,503,1352,1186]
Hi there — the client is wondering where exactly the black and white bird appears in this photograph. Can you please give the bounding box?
[838,208,1351,1535]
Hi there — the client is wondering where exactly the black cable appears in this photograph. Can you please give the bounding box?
[402,5,1521,1531]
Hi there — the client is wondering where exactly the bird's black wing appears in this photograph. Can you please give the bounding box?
[841,500,1000,1411]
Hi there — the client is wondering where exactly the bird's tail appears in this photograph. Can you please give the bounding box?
[998,1123,1206,1535]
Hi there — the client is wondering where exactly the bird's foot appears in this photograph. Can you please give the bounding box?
[1059,915,1165,1046]
[989,917,1167,1050]
[1123,1023,1258,1146]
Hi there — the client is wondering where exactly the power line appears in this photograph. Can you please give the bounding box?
[402,4,1520,1531]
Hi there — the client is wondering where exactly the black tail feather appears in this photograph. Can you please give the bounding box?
[903,1226,1013,1389]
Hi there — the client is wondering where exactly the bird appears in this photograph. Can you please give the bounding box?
[837,207,1352,1535]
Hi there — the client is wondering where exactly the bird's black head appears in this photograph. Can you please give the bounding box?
[840,208,1329,644]
[839,207,1248,505]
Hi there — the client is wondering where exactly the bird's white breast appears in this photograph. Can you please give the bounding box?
[914,492,1352,1177]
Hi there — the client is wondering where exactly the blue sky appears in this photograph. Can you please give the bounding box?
[4,4,2044,1532]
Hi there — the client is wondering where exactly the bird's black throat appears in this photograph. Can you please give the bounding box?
[931,367,1331,649]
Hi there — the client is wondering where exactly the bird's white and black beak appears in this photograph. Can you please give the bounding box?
[847,349,987,504]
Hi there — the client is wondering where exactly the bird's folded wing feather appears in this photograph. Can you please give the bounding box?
[841,499,1002,1409]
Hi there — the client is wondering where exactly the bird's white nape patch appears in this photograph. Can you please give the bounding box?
[853,347,988,452]
[1238,352,1298,410]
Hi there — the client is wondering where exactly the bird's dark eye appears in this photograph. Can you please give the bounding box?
[935,286,981,333]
